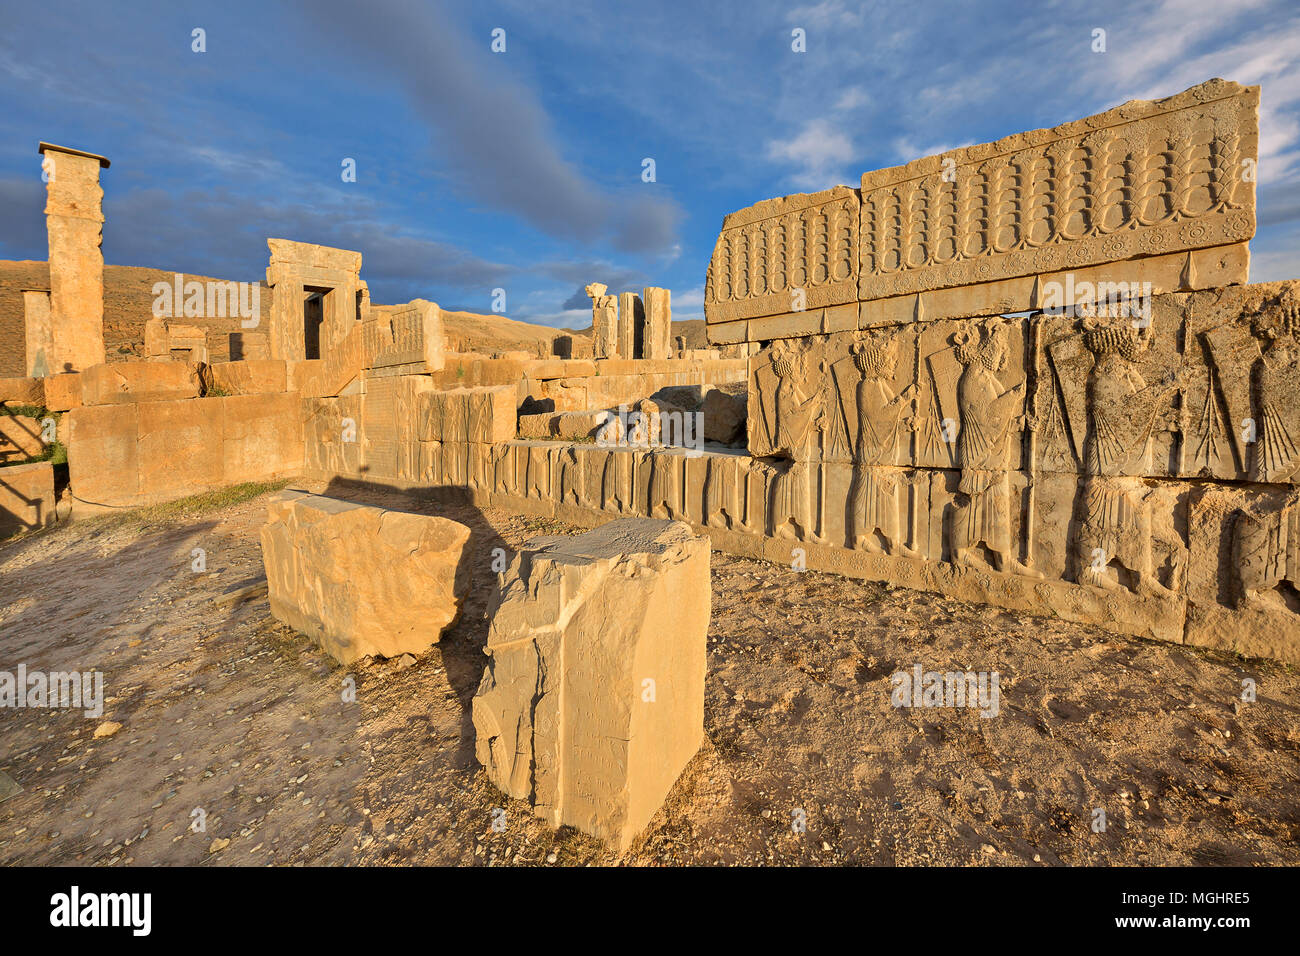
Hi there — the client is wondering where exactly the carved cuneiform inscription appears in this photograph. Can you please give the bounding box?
[705,185,859,324]
[858,79,1258,301]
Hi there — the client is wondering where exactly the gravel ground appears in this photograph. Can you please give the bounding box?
[1,481,1298,866]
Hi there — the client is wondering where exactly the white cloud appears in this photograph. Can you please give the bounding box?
[765,118,856,190]
[834,86,869,111]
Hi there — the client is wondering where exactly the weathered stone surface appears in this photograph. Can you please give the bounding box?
[701,383,747,445]
[210,359,288,395]
[145,319,208,363]
[302,395,363,479]
[66,395,302,511]
[220,393,304,484]
[42,373,82,412]
[418,386,516,444]
[0,460,56,538]
[0,377,44,405]
[516,409,623,442]
[80,361,201,405]
[41,143,109,373]
[364,299,444,373]
[590,294,618,360]
[705,79,1258,343]
[136,398,224,499]
[286,359,326,394]
[260,490,472,664]
[642,287,672,360]
[228,330,270,362]
[857,79,1256,306]
[0,415,46,463]
[265,239,366,362]
[23,290,52,378]
[618,292,643,360]
[706,185,860,326]
[66,403,139,508]
[1185,483,1300,662]
[361,374,433,481]
[473,518,709,851]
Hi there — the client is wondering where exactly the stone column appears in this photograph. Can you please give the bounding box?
[22,290,52,378]
[618,292,643,360]
[642,286,672,360]
[585,283,618,359]
[40,143,109,373]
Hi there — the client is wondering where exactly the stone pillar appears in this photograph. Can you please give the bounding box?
[22,290,52,378]
[586,283,618,359]
[642,286,672,360]
[618,292,643,360]
[39,143,109,373]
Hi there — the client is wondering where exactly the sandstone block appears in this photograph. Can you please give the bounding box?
[260,491,473,664]
[0,461,56,538]
[221,393,304,484]
[303,396,363,478]
[228,331,270,361]
[136,398,224,499]
[0,377,44,405]
[702,383,747,445]
[66,403,139,508]
[43,373,82,411]
[80,362,201,405]
[473,518,709,852]
[211,360,288,395]
[286,359,326,394]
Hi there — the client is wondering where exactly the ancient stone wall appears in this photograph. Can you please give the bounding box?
[705,79,1257,344]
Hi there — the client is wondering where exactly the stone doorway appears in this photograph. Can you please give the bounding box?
[303,286,332,360]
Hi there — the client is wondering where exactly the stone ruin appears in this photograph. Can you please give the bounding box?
[584,282,673,360]
[2,75,1299,850]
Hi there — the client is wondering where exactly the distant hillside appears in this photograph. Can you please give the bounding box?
[672,318,708,350]
[441,310,586,356]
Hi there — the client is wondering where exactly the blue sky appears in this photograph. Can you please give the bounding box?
[1,0,1297,327]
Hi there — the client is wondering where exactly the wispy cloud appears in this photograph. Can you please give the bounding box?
[766,118,856,190]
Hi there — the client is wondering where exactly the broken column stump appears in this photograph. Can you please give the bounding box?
[260,490,472,664]
[472,517,709,852]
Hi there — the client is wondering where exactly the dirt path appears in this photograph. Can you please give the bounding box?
[2,482,1298,866]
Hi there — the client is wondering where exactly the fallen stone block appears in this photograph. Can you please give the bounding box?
[80,361,201,405]
[702,383,747,445]
[517,411,557,439]
[42,372,82,411]
[0,460,56,537]
[0,377,44,406]
[260,491,472,664]
[473,518,709,852]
